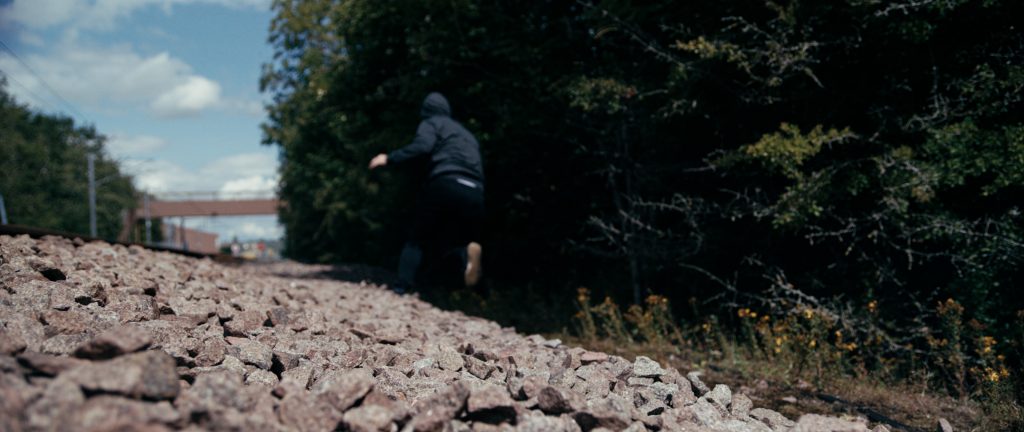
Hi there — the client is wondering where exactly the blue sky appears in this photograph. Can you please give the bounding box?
[0,0,282,242]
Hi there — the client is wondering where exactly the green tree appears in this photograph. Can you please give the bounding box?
[0,80,137,239]
[262,0,1024,400]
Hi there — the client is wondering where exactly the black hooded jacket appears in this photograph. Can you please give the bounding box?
[387,93,484,182]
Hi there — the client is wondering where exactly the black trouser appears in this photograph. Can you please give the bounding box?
[397,174,483,289]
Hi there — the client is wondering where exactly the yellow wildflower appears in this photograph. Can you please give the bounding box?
[986,368,1001,383]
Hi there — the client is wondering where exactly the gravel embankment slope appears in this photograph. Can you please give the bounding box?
[0,234,888,431]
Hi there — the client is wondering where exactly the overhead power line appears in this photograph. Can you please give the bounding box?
[0,39,89,122]
[0,66,63,113]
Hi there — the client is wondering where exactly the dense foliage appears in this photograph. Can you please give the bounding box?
[0,81,136,239]
[263,0,1023,403]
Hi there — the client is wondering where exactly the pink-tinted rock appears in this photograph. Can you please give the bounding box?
[69,396,179,431]
[466,384,517,424]
[224,310,267,336]
[17,351,86,375]
[278,391,342,432]
[407,381,470,432]
[64,350,179,400]
[73,324,152,359]
[0,328,26,354]
[537,386,585,415]
[194,338,226,367]
[580,351,608,364]
[315,369,376,412]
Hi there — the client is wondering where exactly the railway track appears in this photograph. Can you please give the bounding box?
[0,223,231,261]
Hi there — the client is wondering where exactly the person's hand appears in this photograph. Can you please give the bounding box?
[369,153,388,170]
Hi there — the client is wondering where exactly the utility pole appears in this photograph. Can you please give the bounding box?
[144,192,152,244]
[0,193,8,225]
[88,154,97,237]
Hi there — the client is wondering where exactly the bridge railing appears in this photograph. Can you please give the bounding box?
[149,190,277,201]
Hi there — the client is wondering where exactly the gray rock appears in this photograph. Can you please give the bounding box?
[792,414,870,432]
[267,307,290,327]
[438,347,465,371]
[517,414,578,432]
[520,374,548,400]
[632,356,667,377]
[107,293,159,322]
[627,376,655,386]
[412,357,436,374]
[750,408,796,431]
[937,418,954,432]
[225,337,273,370]
[687,371,711,395]
[731,392,754,418]
[464,354,494,380]
[220,354,247,376]
[276,364,315,396]
[245,369,279,387]
[648,381,679,402]
[706,384,732,410]
[178,370,251,414]
[342,405,395,432]
[689,397,723,426]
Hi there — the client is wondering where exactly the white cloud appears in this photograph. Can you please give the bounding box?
[0,0,85,30]
[107,133,167,156]
[0,0,271,33]
[222,99,265,117]
[220,175,278,194]
[19,32,46,47]
[130,159,195,192]
[128,151,278,193]
[151,76,221,117]
[0,44,223,118]
[200,152,277,179]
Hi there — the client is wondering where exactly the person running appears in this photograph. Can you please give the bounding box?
[368,92,484,293]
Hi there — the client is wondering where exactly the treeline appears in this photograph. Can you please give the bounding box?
[0,81,136,239]
[262,0,1023,403]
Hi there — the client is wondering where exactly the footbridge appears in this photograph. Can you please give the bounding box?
[119,191,282,253]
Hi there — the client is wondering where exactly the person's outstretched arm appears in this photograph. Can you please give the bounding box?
[369,120,437,170]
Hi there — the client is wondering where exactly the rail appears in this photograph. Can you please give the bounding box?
[0,223,238,262]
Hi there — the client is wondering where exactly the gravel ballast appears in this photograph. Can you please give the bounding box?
[0,234,891,431]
